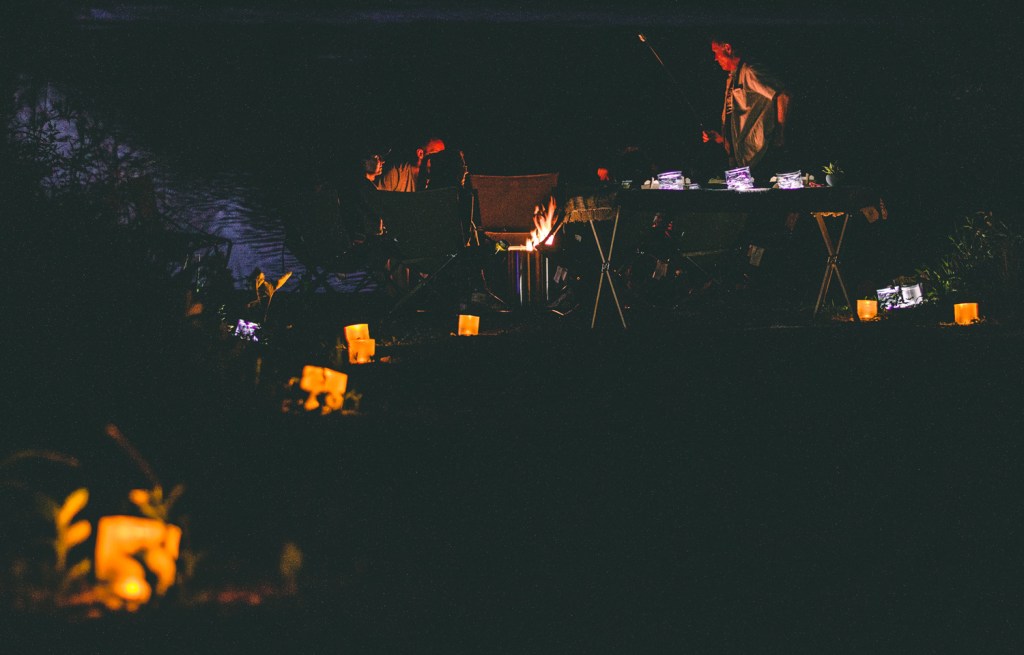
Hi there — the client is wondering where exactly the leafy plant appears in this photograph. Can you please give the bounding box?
[129,484,186,523]
[916,212,1023,309]
[249,270,293,323]
[47,488,92,577]
[822,161,844,175]
[106,423,187,523]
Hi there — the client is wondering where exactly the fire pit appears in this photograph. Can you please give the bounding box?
[505,198,558,306]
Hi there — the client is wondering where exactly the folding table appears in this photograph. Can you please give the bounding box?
[562,192,627,329]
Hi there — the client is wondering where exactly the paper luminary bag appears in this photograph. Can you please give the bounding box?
[299,365,348,412]
[94,516,183,606]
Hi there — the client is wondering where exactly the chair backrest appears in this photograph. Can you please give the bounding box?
[469,173,559,232]
[287,186,350,268]
[377,188,464,261]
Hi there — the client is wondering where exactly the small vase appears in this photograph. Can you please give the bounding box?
[826,173,842,187]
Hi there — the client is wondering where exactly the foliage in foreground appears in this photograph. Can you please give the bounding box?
[916,212,1023,316]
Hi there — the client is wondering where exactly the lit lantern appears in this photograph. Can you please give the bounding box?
[344,323,370,343]
[95,516,183,606]
[114,575,150,604]
[457,314,480,336]
[857,299,878,321]
[299,365,348,412]
[348,338,375,364]
[954,302,979,325]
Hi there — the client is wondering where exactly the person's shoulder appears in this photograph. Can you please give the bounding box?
[742,59,772,75]
[742,60,787,88]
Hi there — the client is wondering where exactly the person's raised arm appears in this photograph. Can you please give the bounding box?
[702,129,731,155]
[773,91,791,147]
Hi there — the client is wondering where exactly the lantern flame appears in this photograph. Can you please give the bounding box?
[116,576,149,602]
[525,197,557,251]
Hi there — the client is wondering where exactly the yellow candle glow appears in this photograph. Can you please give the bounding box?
[348,338,376,364]
[344,323,370,343]
[857,299,878,321]
[115,575,150,603]
[457,314,480,336]
[954,302,979,325]
[95,516,182,604]
[299,366,348,412]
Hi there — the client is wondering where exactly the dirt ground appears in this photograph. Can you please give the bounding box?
[5,291,1024,652]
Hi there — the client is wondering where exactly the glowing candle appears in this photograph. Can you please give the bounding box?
[348,338,375,364]
[95,516,182,604]
[857,299,878,321]
[954,302,979,325]
[344,323,370,343]
[115,576,150,603]
[299,366,348,412]
[457,314,480,336]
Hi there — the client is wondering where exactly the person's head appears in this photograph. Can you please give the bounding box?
[361,153,385,180]
[422,147,466,189]
[415,137,446,164]
[710,37,742,72]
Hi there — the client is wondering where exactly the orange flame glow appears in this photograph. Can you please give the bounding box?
[116,576,149,602]
[525,197,556,251]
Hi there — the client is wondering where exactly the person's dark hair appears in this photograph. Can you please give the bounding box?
[423,149,466,190]
[361,155,382,175]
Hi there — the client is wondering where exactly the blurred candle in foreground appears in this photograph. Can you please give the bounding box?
[857,299,878,321]
[349,338,375,364]
[458,314,480,336]
[954,302,979,325]
[115,575,150,603]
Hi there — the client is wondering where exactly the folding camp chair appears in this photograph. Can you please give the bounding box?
[283,185,374,295]
[376,188,466,316]
[120,174,234,285]
[469,173,560,245]
[468,173,560,305]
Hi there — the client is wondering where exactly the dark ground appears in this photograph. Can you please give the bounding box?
[4,280,1024,651]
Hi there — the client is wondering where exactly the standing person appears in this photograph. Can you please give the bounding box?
[377,137,448,192]
[702,35,791,183]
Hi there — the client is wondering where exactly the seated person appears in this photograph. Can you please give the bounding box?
[422,145,468,191]
[377,137,447,192]
[335,151,409,279]
[341,152,386,244]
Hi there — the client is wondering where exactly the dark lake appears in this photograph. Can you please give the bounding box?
[6,6,1016,286]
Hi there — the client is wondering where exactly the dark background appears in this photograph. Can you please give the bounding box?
[3,2,1019,221]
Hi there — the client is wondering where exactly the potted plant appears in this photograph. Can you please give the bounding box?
[822,162,844,187]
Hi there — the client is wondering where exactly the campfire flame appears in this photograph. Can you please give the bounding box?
[525,197,556,251]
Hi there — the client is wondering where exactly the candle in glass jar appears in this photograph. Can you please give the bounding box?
[857,299,878,321]
[344,323,370,343]
[457,315,480,336]
[954,303,979,325]
[348,338,375,364]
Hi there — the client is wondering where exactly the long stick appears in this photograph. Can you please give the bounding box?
[637,33,705,133]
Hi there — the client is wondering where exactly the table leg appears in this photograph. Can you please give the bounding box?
[588,209,628,330]
[812,212,857,321]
